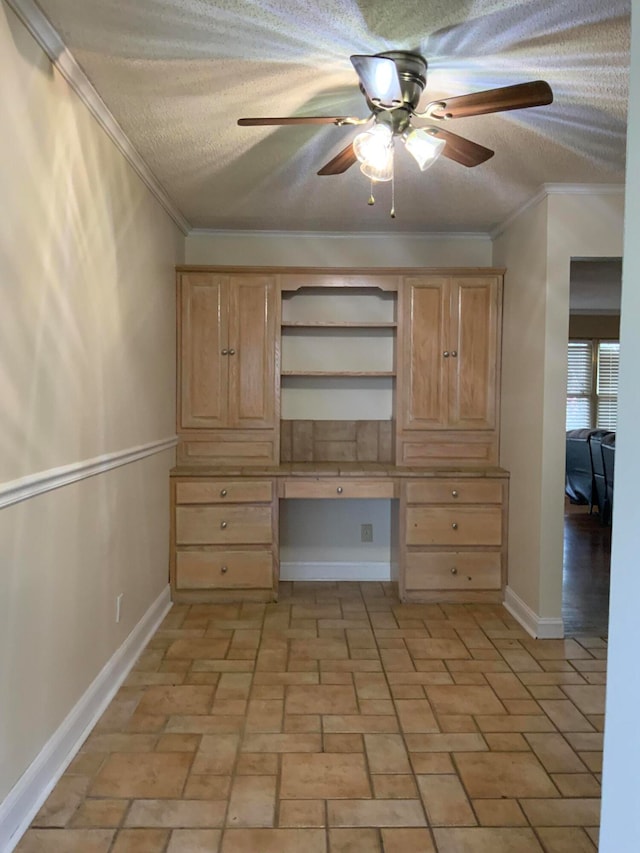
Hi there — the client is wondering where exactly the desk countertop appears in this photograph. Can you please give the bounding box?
[171,463,509,479]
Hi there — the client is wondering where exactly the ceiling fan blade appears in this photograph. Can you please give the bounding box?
[350,54,403,107]
[238,116,355,126]
[425,127,494,167]
[318,143,357,175]
[428,80,553,119]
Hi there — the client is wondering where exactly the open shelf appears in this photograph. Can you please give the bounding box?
[281,321,397,329]
[281,370,396,377]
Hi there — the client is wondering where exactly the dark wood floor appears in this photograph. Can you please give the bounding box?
[563,500,611,637]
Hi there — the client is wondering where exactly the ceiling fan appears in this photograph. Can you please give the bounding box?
[238,51,553,186]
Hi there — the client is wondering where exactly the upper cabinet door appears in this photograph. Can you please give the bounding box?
[179,273,229,429]
[227,275,278,429]
[449,277,500,430]
[400,277,449,430]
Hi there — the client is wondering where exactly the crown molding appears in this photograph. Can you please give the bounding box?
[491,183,626,240]
[188,228,492,240]
[5,0,190,235]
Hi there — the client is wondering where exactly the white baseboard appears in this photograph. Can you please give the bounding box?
[280,561,391,582]
[503,585,564,639]
[0,585,172,852]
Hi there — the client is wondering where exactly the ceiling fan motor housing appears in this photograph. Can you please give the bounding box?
[365,51,427,113]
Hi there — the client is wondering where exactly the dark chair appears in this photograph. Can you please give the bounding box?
[565,429,596,506]
[601,434,616,523]
[589,430,615,523]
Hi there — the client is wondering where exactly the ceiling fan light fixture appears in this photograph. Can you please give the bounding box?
[354,124,394,182]
[404,128,446,171]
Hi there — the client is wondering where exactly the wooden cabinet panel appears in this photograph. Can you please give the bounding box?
[179,274,228,429]
[401,277,448,429]
[283,478,396,499]
[405,479,502,504]
[405,506,503,546]
[229,276,278,428]
[405,552,501,590]
[176,550,273,589]
[176,480,273,504]
[449,278,499,429]
[176,505,273,545]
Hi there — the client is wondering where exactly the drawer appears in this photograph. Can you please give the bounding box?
[176,505,273,545]
[406,506,502,546]
[405,552,502,591]
[176,550,273,589]
[176,480,273,504]
[405,479,503,505]
[283,478,396,499]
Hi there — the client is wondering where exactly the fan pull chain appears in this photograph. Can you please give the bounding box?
[390,159,396,218]
[368,179,375,206]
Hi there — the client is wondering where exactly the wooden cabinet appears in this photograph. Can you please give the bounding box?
[400,475,508,602]
[396,275,501,466]
[177,272,279,465]
[171,477,278,601]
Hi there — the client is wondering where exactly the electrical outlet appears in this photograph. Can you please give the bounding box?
[361,523,373,543]
[116,593,124,623]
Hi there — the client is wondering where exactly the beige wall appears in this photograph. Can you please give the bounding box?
[0,5,183,801]
[494,190,624,621]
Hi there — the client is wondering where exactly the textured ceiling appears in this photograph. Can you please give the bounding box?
[36,0,630,233]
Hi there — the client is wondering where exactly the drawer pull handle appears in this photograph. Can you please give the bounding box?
[451,567,458,575]
[452,522,458,530]
[337,486,343,494]
[221,521,228,529]
[452,490,459,498]
[228,348,236,355]
[451,350,458,357]
[221,349,228,355]
[443,351,450,358]
[220,489,228,497]
[221,565,228,574]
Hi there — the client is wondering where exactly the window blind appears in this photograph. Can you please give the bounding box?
[596,341,620,430]
[566,341,593,430]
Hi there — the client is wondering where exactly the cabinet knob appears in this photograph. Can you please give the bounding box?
[221,565,228,574]
[451,490,459,498]
[228,348,236,355]
[220,521,228,529]
[450,567,458,575]
[220,489,228,497]
[451,350,458,357]
[443,351,450,358]
[221,349,228,355]
[451,522,458,530]
[337,486,343,494]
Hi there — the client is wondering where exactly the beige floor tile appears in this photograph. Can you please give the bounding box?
[111,829,170,852]
[284,714,322,732]
[82,733,157,753]
[184,774,231,799]
[426,685,506,715]
[524,733,587,773]
[191,734,239,774]
[561,685,606,715]
[69,798,128,828]
[166,715,245,734]
[221,827,326,852]
[455,751,559,799]
[364,733,411,773]
[15,829,114,852]
[474,715,555,732]
[290,638,349,659]
[235,752,278,774]
[372,774,419,799]
[405,733,487,752]
[323,715,399,733]
[354,673,392,700]
[394,699,439,733]
[324,733,364,752]
[433,827,544,852]
[329,827,381,852]
[89,753,191,798]
[32,776,88,827]
[535,827,597,852]
[136,685,215,715]
[580,751,603,772]
[328,799,426,827]
[245,699,284,732]
[278,800,325,827]
[156,733,201,752]
[166,829,222,852]
[406,638,470,659]
[166,639,230,659]
[520,797,601,826]
[227,775,277,827]
[416,775,476,826]
[286,685,358,714]
[281,753,371,799]
[65,752,107,777]
[472,798,528,826]
[538,700,595,732]
[438,714,477,733]
[125,799,226,828]
[241,733,322,752]
[551,774,601,797]
[380,827,435,852]
[410,753,455,774]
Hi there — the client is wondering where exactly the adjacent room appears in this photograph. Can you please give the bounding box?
[1,2,639,852]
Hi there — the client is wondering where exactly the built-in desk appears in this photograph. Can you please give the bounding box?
[170,464,509,604]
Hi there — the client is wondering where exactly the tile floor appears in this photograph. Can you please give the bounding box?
[17,582,606,852]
